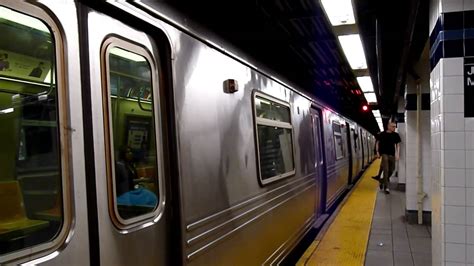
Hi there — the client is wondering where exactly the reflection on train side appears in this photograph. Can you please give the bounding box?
[0,6,62,255]
[107,47,159,221]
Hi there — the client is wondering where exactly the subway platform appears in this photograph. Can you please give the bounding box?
[297,160,432,266]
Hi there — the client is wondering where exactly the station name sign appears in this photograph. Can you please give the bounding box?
[464,58,474,117]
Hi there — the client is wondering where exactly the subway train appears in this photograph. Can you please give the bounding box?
[0,1,376,265]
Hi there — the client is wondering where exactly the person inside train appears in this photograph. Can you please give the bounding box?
[0,53,10,71]
[115,146,157,208]
[115,146,136,197]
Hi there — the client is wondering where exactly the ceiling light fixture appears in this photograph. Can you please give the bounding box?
[320,0,356,26]
[338,34,368,70]
[356,76,374,93]
[364,92,377,103]
[372,110,381,118]
[110,47,146,62]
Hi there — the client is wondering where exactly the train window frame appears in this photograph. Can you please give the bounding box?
[351,128,358,151]
[332,121,345,160]
[252,91,296,185]
[101,36,165,230]
[0,3,73,264]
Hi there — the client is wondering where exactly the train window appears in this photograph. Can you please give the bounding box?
[104,43,161,225]
[0,6,63,256]
[352,129,358,150]
[332,122,345,160]
[254,93,295,184]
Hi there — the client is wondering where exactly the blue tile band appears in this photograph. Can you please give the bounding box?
[429,11,474,70]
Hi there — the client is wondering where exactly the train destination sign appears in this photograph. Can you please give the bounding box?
[465,57,474,117]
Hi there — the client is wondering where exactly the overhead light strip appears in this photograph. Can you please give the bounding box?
[364,92,377,103]
[0,6,49,33]
[338,34,368,70]
[320,0,356,26]
[356,76,374,93]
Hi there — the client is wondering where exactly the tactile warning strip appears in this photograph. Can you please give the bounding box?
[299,160,381,266]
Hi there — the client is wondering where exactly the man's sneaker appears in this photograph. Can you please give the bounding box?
[384,188,390,194]
[371,175,380,181]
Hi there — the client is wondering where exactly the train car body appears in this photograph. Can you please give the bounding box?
[0,1,375,265]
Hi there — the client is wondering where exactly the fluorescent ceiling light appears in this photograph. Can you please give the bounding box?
[0,108,13,114]
[356,76,374,93]
[338,34,367,70]
[110,47,146,62]
[372,110,381,118]
[321,0,356,26]
[0,6,49,33]
[364,92,377,103]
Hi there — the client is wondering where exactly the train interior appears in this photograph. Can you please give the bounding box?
[0,6,160,255]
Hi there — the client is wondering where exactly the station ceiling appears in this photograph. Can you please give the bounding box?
[128,0,429,134]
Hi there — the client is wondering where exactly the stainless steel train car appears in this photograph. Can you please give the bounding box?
[0,1,376,265]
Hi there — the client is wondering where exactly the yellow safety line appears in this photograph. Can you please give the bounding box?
[301,160,381,266]
[296,240,320,266]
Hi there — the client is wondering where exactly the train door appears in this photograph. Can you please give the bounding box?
[310,108,325,219]
[346,122,354,184]
[84,9,172,265]
[0,1,91,265]
[349,126,360,184]
[360,129,365,167]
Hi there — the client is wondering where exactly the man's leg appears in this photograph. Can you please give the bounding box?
[381,154,390,191]
[372,166,383,180]
[384,155,396,193]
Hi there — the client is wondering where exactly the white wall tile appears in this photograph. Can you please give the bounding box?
[468,132,474,150]
[446,243,467,262]
[469,188,474,206]
[468,170,474,187]
[430,0,441,33]
[442,0,464,12]
[467,151,474,169]
[445,150,467,168]
[467,118,474,131]
[406,197,418,210]
[445,132,466,150]
[468,207,474,225]
[468,244,474,264]
[445,168,467,187]
[468,226,474,244]
[443,95,465,113]
[465,0,474,10]
[446,187,466,206]
[444,206,466,225]
[445,113,466,131]
[446,262,467,266]
[441,58,464,77]
[446,224,467,243]
[443,76,464,95]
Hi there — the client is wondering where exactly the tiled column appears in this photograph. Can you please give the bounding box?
[430,1,474,265]
[397,96,407,186]
[405,42,432,223]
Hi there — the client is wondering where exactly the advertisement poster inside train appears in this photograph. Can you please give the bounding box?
[0,49,51,83]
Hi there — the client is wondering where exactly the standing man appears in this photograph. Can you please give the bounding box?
[376,121,401,194]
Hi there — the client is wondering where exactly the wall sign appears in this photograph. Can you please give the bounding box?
[465,57,474,117]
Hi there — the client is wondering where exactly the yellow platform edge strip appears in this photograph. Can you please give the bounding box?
[299,160,381,266]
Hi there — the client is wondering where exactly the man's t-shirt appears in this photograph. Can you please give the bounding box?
[377,131,401,156]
